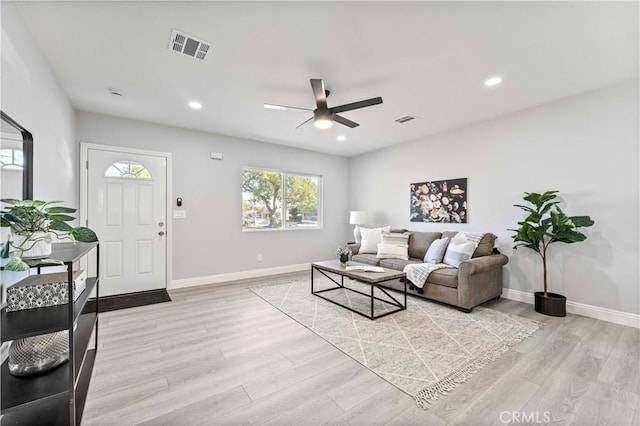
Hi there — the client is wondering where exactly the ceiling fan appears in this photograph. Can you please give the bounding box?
[264,79,383,129]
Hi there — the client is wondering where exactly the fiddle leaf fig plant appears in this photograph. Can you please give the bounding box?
[509,191,594,296]
[0,199,98,271]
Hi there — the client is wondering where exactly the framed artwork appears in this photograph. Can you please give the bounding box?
[410,178,467,223]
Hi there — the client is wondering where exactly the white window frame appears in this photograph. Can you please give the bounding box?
[242,167,323,232]
[0,148,24,171]
[104,159,153,180]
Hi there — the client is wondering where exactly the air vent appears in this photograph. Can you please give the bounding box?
[395,115,417,124]
[168,29,213,61]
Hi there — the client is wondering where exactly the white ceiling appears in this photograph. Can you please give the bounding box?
[14,1,639,157]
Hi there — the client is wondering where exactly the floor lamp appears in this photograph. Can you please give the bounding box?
[349,211,368,244]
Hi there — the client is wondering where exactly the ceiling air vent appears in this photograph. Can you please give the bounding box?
[168,29,212,61]
[395,115,417,124]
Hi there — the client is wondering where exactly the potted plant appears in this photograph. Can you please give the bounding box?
[336,246,352,267]
[509,191,594,317]
[1,199,98,271]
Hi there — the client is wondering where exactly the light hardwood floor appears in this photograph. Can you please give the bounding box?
[83,273,639,425]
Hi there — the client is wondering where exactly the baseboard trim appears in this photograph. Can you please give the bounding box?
[502,288,640,329]
[170,263,310,290]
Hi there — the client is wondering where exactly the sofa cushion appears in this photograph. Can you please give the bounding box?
[351,254,381,266]
[376,232,410,260]
[427,268,459,288]
[443,239,476,267]
[472,233,497,258]
[442,231,458,241]
[407,232,442,260]
[423,237,450,264]
[359,226,391,254]
[379,257,423,270]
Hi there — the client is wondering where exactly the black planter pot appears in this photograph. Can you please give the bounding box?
[534,292,567,317]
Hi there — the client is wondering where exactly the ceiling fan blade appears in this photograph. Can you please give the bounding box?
[331,97,383,114]
[264,103,313,112]
[310,79,327,109]
[295,116,314,129]
[334,115,360,128]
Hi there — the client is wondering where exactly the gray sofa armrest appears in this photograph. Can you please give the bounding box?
[347,243,361,255]
[457,254,509,310]
[458,254,508,276]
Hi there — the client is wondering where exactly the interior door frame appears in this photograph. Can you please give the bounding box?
[80,142,173,291]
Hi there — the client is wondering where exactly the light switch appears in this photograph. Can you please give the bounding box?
[173,210,187,219]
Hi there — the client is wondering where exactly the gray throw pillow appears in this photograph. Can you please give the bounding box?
[423,237,450,264]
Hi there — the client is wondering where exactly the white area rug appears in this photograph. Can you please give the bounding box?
[251,277,540,408]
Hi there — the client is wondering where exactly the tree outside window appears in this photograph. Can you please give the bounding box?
[242,168,321,230]
[286,175,319,227]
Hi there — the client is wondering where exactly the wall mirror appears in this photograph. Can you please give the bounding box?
[1,111,33,200]
[1,111,33,307]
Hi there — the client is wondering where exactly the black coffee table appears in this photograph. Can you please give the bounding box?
[311,260,407,320]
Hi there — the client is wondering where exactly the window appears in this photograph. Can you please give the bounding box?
[105,160,152,179]
[242,168,321,230]
[0,148,23,171]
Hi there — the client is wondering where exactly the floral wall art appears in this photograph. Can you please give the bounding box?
[410,178,468,223]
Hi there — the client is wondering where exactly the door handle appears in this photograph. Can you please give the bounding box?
[158,231,165,236]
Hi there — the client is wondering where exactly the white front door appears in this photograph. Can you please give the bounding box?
[87,148,167,296]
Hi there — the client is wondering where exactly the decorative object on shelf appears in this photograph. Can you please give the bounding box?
[349,211,368,243]
[410,178,467,223]
[8,330,69,376]
[6,270,86,312]
[509,191,594,317]
[0,199,98,270]
[336,245,352,267]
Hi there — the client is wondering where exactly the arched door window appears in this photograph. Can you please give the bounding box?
[105,160,152,179]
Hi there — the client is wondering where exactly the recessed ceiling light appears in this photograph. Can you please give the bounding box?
[188,101,202,110]
[484,76,503,87]
[337,135,346,142]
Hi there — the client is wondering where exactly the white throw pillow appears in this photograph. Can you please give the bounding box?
[376,232,410,260]
[359,226,391,254]
[376,243,409,260]
[443,239,476,267]
[423,237,450,264]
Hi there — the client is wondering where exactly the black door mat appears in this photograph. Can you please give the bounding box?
[86,289,172,313]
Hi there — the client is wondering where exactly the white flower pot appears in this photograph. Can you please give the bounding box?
[12,232,52,259]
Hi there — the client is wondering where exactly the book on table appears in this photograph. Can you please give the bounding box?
[345,265,385,273]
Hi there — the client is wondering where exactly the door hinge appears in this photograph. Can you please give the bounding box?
[86,219,88,227]
[86,160,89,169]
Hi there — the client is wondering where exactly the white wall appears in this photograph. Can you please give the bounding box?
[349,80,639,315]
[1,2,77,307]
[76,111,350,281]
[1,2,76,204]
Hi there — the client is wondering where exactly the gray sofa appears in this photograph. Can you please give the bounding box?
[347,230,508,312]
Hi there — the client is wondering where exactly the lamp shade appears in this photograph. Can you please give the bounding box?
[349,211,368,225]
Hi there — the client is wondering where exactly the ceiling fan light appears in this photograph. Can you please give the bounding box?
[314,118,333,129]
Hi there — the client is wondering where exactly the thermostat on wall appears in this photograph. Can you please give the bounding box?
[210,152,223,160]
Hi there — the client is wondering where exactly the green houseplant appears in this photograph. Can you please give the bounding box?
[336,245,352,266]
[509,191,594,317]
[1,199,98,271]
